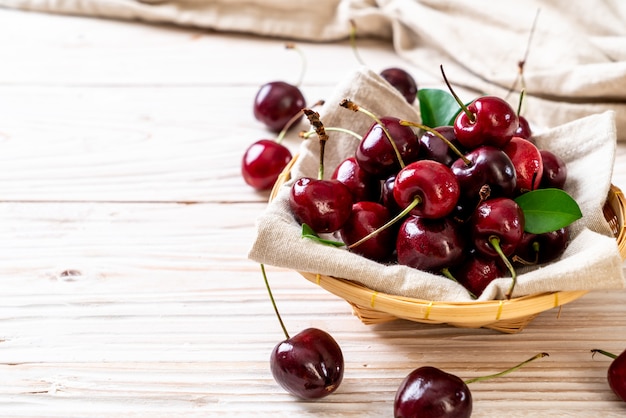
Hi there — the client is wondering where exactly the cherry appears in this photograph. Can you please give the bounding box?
[453,251,505,298]
[289,109,352,233]
[253,81,306,133]
[591,349,626,403]
[539,149,568,189]
[451,146,517,204]
[261,265,344,399]
[253,44,307,132]
[396,216,466,273]
[394,353,549,418]
[332,156,381,203]
[417,126,465,167]
[381,174,402,215]
[242,139,292,190]
[393,160,460,219]
[394,366,472,418]
[341,201,396,262]
[380,67,418,104]
[502,136,543,193]
[440,65,518,149]
[515,115,533,140]
[512,227,570,266]
[470,197,525,298]
[355,116,420,178]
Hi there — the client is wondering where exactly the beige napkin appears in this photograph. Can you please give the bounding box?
[3,0,626,140]
[247,67,625,301]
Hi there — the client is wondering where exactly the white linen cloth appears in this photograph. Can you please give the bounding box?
[2,0,626,139]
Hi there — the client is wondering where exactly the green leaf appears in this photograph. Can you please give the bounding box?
[417,88,461,128]
[301,224,345,247]
[514,188,583,234]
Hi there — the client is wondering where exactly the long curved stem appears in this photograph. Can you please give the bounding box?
[464,352,549,384]
[261,264,290,340]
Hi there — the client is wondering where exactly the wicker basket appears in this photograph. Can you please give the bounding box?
[270,156,626,333]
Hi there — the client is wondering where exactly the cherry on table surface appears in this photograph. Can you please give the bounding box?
[591,348,626,403]
[241,139,292,190]
[253,80,306,133]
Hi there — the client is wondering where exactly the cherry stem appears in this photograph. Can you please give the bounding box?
[275,100,325,144]
[339,98,406,169]
[300,126,363,141]
[400,120,471,166]
[516,89,526,118]
[440,64,475,124]
[591,349,618,360]
[464,352,549,384]
[303,108,328,180]
[349,20,366,66]
[348,196,421,249]
[260,263,290,340]
[489,235,517,299]
[285,43,307,88]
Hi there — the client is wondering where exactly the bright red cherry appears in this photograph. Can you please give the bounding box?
[454,96,519,149]
[253,81,305,133]
[393,160,460,219]
[503,136,543,193]
[332,156,381,203]
[289,178,353,234]
[241,139,292,190]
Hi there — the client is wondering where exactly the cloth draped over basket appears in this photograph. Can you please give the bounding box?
[2,0,626,140]
[246,67,625,302]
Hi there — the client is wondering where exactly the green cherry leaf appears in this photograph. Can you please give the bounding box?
[301,223,345,247]
[417,88,461,128]
[514,188,583,234]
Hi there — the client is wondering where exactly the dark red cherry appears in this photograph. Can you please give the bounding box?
[451,146,517,204]
[396,216,466,273]
[539,149,568,189]
[607,349,626,402]
[241,139,292,190]
[380,67,418,104]
[341,201,395,262]
[515,115,533,140]
[418,126,464,167]
[332,156,381,203]
[289,178,353,233]
[454,252,505,298]
[270,327,344,400]
[381,174,401,215]
[471,197,525,258]
[393,160,460,219]
[253,81,306,133]
[394,366,472,418]
[513,227,570,265]
[454,96,519,149]
[503,136,543,193]
[356,116,420,179]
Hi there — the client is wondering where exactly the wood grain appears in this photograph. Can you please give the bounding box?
[0,7,625,417]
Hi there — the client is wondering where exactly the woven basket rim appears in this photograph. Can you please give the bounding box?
[270,154,626,332]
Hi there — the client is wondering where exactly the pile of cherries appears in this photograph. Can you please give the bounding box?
[288,84,570,300]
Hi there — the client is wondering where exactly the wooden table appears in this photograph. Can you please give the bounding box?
[1,8,625,417]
